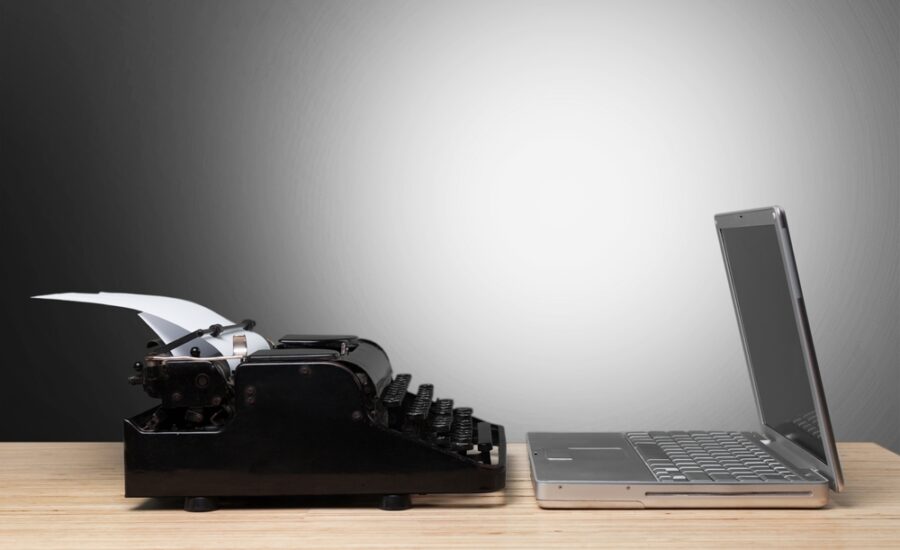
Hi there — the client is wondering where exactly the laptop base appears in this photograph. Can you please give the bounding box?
[527,432,830,509]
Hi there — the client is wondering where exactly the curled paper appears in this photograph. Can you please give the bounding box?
[33,292,271,367]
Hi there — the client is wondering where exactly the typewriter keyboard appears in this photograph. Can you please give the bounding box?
[626,431,805,483]
[381,374,495,462]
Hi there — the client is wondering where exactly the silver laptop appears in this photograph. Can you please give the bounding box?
[527,206,844,508]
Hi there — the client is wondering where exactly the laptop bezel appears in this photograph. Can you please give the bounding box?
[714,206,844,491]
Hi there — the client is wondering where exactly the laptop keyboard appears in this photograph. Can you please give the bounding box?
[626,431,804,483]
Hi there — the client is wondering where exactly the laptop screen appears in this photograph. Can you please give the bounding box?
[720,224,827,464]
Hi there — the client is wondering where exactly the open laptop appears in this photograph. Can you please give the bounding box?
[527,206,844,508]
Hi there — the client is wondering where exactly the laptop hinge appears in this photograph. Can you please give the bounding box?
[761,428,829,477]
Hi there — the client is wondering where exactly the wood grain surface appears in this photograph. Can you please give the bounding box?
[0,442,898,548]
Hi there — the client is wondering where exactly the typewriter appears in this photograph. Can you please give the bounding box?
[35,293,506,512]
[132,330,505,512]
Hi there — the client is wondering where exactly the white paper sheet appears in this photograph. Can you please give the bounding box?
[33,292,271,366]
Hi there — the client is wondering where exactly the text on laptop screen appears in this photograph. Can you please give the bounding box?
[720,224,827,463]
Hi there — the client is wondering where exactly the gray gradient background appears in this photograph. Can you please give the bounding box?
[1,1,898,451]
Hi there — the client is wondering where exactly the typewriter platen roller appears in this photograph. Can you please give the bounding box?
[126,334,506,511]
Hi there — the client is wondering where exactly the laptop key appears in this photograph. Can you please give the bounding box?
[632,443,668,461]
[709,473,736,482]
[684,471,712,482]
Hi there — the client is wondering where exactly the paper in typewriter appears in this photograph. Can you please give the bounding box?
[33,292,270,366]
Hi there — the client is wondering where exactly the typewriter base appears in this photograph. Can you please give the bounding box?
[124,409,506,511]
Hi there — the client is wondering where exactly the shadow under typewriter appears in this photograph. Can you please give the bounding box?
[131,491,508,511]
[124,336,507,511]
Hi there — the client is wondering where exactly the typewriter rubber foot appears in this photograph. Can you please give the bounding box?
[380,494,411,511]
[184,496,218,512]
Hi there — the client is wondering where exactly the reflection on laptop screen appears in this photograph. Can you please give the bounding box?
[721,224,827,463]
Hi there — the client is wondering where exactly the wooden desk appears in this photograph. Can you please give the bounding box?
[1,442,898,548]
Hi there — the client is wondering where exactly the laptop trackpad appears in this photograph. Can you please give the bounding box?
[534,433,655,482]
[548,448,628,460]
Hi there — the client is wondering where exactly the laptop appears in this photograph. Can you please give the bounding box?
[527,206,844,508]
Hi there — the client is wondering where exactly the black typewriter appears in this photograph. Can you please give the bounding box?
[126,329,506,512]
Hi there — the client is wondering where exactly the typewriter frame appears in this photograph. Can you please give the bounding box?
[124,338,507,511]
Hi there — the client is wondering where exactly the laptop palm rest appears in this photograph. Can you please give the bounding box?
[531,433,655,482]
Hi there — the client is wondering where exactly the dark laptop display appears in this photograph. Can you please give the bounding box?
[720,224,827,463]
